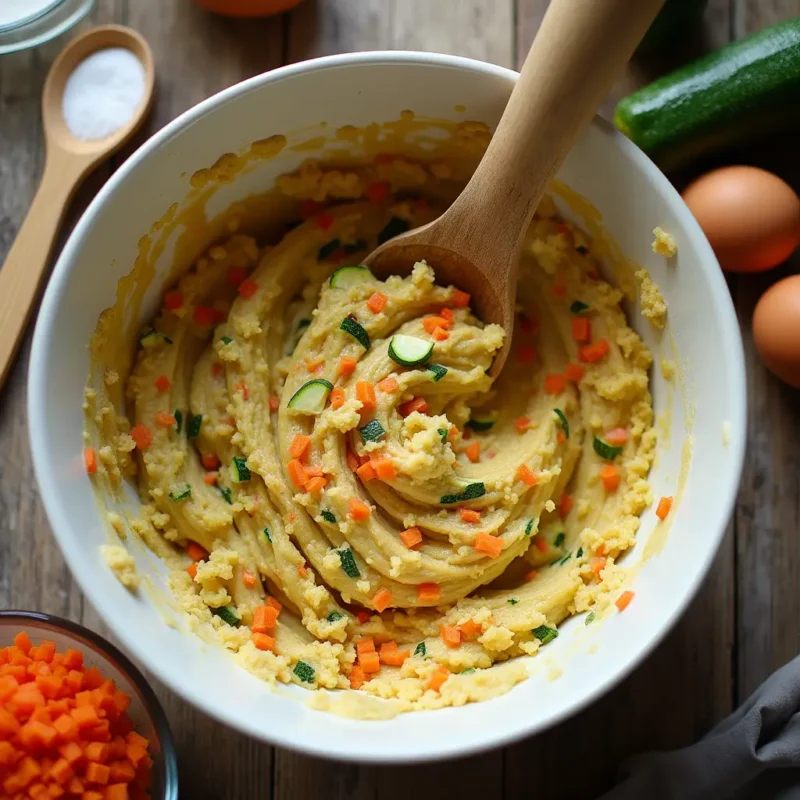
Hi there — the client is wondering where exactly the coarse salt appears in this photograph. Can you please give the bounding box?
[62,47,146,141]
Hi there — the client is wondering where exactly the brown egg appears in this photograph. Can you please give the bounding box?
[753,275,800,388]
[682,166,800,273]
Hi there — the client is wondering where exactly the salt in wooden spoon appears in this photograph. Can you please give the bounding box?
[365,0,664,375]
[0,25,155,391]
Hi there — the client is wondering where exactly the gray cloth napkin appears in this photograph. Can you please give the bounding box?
[601,654,800,800]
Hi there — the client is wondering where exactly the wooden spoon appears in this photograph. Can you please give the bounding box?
[365,0,664,375]
[0,25,155,391]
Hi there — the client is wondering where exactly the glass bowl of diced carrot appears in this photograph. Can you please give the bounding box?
[0,611,178,799]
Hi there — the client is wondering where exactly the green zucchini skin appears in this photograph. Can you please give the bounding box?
[615,18,800,169]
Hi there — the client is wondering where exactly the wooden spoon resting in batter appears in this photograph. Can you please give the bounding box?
[364,0,664,375]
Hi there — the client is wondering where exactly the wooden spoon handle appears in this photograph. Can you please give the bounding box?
[0,154,89,389]
[443,0,663,265]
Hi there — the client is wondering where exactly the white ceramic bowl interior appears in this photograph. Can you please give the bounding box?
[29,53,746,763]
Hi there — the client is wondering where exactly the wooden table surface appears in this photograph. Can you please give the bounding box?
[2,1,799,797]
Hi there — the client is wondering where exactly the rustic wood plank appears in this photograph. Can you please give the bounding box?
[276,2,512,798]
[730,0,800,701]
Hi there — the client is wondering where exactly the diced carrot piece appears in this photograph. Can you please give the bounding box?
[377,376,398,393]
[517,464,538,486]
[193,306,216,326]
[14,632,32,655]
[35,673,61,699]
[251,633,276,653]
[599,465,620,492]
[359,652,381,675]
[108,761,135,783]
[578,338,610,363]
[20,720,58,749]
[129,426,152,450]
[556,430,567,444]
[304,464,324,479]
[380,647,410,667]
[460,509,481,524]
[349,665,366,690]
[417,583,440,603]
[551,276,567,296]
[544,373,566,395]
[12,684,45,713]
[365,181,389,204]
[458,619,481,639]
[423,316,449,334]
[305,356,323,373]
[427,666,450,692]
[330,387,345,409]
[70,706,98,730]
[400,528,423,549]
[432,326,449,341]
[356,461,376,482]
[185,563,198,581]
[398,396,428,417]
[58,742,83,766]
[355,382,377,412]
[372,588,393,613]
[439,307,454,324]
[571,317,591,342]
[356,637,375,656]
[154,412,176,429]
[83,448,98,475]
[266,597,283,614]
[450,290,470,308]
[315,211,334,230]
[185,542,208,562]
[269,394,280,412]
[104,785,130,800]
[164,291,182,311]
[252,605,279,634]
[440,625,461,648]
[348,498,371,521]
[565,363,585,382]
[211,362,224,379]
[366,292,388,314]
[304,476,327,494]
[465,441,480,463]
[474,533,504,558]
[337,356,358,378]
[372,458,396,480]
[288,434,312,461]
[656,496,673,520]
[241,570,256,589]
[63,649,83,670]
[616,590,635,612]
[287,458,307,489]
[227,266,248,286]
[604,427,628,446]
[559,494,573,518]
[517,343,535,364]
[514,417,531,433]
[84,743,109,763]
[590,556,607,577]
[85,762,110,785]
[0,706,20,737]
[238,278,258,299]
[125,743,146,767]
[83,791,104,800]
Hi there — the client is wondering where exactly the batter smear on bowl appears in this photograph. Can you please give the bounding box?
[84,153,656,716]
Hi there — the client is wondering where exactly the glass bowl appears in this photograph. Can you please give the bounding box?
[0,0,94,55]
[0,610,178,798]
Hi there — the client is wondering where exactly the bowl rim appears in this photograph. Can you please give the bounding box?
[0,610,179,794]
[28,49,747,762]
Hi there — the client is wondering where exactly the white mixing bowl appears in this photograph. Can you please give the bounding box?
[28,52,746,762]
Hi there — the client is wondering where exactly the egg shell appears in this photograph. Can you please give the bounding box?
[753,274,800,388]
[682,166,800,273]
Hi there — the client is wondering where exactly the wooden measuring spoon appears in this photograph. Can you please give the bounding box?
[365,0,664,375]
[0,25,154,391]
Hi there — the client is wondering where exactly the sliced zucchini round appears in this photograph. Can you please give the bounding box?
[330,265,374,288]
[288,379,334,414]
[466,415,496,432]
[388,334,434,367]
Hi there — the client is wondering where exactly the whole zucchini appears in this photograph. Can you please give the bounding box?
[615,17,800,169]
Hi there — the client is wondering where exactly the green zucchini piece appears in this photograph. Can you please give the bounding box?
[569,301,590,315]
[230,456,251,483]
[212,606,241,628]
[593,436,623,461]
[168,484,191,502]
[220,335,233,345]
[338,547,361,579]
[437,427,449,444]
[263,527,272,542]
[218,486,232,505]
[174,409,183,434]
[585,611,596,626]
[615,17,800,168]
[414,642,426,657]
[440,482,485,505]
[427,363,448,382]
[288,379,333,414]
[339,316,370,349]
[388,334,433,367]
[554,532,565,548]
[554,409,569,439]
[465,416,495,432]
[318,239,341,261]
[359,419,386,443]
[330,265,373,288]
[532,625,558,644]
[139,329,173,348]
[327,610,344,622]
[187,413,202,440]
[525,518,538,536]
[320,510,336,524]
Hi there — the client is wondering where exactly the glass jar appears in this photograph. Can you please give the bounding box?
[0,0,95,55]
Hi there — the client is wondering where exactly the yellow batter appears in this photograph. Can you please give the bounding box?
[86,152,656,716]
